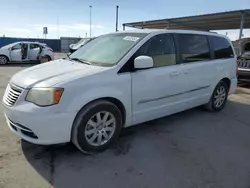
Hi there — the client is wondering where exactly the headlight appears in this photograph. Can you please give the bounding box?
[26,88,64,106]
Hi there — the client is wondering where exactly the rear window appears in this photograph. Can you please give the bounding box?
[209,36,234,59]
[30,44,40,49]
[177,34,211,63]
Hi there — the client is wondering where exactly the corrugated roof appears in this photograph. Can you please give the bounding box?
[123,9,250,31]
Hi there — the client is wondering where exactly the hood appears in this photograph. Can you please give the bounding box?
[0,48,10,55]
[10,59,108,88]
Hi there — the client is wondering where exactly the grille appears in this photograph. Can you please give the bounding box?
[3,84,23,106]
[238,59,250,69]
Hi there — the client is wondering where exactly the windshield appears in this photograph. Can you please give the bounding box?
[69,33,147,66]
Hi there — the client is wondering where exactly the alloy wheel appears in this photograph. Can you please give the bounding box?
[85,111,116,147]
[0,56,7,64]
[213,86,226,108]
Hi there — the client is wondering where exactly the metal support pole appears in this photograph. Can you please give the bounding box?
[89,5,92,38]
[123,24,125,31]
[116,6,119,32]
[239,11,244,40]
[166,21,169,29]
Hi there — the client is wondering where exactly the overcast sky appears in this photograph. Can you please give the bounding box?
[0,0,249,40]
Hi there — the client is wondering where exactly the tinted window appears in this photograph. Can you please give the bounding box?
[12,43,22,50]
[177,34,210,63]
[209,36,234,59]
[136,34,176,67]
[30,44,40,49]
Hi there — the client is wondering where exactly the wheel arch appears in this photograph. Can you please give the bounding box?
[100,97,126,125]
[72,97,126,128]
[0,54,10,62]
[70,97,126,148]
[220,77,231,90]
[43,54,52,61]
[205,77,231,111]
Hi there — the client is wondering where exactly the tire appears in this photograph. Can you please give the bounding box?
[204,81,229,112]
[0,56,8,65]
[40,55,51,63]
[72,100,123,154]
[45,55,51,61]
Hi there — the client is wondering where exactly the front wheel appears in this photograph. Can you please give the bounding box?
[72,100,123,153]
[0,56,8,65]
[204,81,229,111]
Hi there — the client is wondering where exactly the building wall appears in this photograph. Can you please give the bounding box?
[0,37,61,52]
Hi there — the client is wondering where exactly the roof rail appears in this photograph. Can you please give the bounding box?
[165,28,212,32]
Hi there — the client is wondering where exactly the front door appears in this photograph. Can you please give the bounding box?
[132,34,186,124]
[10,43,22,62]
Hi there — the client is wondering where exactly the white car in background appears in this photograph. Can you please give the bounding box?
[0,42,54,64]
[69,38,95,53]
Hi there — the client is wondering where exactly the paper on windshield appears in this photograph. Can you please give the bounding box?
[123,36,140,42]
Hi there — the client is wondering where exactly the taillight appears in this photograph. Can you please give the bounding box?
[48,48,53,52]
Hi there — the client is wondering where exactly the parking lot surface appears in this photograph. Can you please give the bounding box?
[1,61,250,188]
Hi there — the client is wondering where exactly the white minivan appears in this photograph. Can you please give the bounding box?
[2,29,237,153]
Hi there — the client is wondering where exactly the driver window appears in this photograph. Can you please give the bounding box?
[135,34,176,67]
[12,43,22,50]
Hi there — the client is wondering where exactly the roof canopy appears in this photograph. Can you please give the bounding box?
[123,9,250,31]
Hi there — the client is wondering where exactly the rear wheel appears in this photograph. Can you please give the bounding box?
[40,55,51,63]
[72,100,123,154]
[204,81,229,111]
[44,55,51,61]
[0,56,8,65]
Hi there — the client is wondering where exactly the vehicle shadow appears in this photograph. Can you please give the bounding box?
[0,62,39,68]
[21,100,250,188]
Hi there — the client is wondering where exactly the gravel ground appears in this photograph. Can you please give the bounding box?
[0,61,250,188]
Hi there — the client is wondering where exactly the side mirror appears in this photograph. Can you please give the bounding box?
[134,55,153,69]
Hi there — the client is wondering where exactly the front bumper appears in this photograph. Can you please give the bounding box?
[229,77,238,94]
[3,103,76,145]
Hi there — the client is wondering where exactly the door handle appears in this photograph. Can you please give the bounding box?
[169,71,180,76]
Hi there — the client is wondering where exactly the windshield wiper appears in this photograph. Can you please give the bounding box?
[69,57,91,65]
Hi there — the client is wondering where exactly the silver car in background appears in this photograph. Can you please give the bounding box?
[69,38,95,53]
